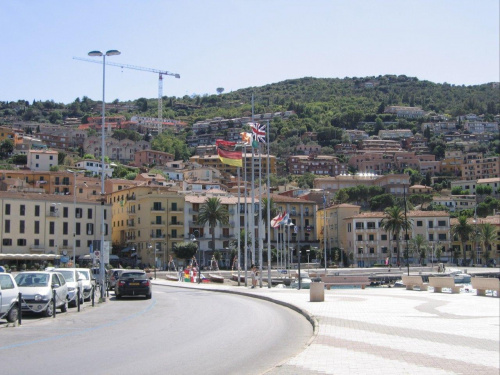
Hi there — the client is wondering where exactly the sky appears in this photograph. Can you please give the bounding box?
[1,0,499,105]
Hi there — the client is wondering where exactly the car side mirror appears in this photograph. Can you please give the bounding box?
[52,284,60,288]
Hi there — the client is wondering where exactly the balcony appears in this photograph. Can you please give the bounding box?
[126,194,136,200]
[169,222,183,226]
[46,211,59,218]
[151,207,166,212]
[170,206,183,213]
[151,221,166,225]
[150,234,165,239]
[189,208,199,215]
[189,221,203,227]
[127,221,135,227]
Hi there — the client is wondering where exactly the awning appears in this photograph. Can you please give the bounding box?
[0,254,61,260]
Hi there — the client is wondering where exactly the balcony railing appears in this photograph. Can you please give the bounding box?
[151,207,166,212]
[151,221,166,225]
[170,207,183,212]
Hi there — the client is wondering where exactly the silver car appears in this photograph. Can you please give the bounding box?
[74,268,93,301]
[0,273,19,322]
[53,268,83,307]
[15,272,69,317]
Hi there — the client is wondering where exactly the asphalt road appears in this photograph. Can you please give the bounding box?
[0,286,312,375]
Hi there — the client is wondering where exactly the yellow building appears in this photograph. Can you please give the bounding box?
[109,185,185,268]
[316,203,361,253]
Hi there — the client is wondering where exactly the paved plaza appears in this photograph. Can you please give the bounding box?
[154,279,500,375]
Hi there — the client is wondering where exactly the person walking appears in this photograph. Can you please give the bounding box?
[251,264,258,289]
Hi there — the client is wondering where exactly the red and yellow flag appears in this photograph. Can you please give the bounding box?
[216,139,242,167]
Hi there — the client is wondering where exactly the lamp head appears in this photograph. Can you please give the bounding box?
[88,51,103,57]
[105,50,121,56]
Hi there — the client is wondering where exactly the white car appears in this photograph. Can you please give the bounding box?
[15,272,69,317]
[53,268,83,307]
[74,268,93,301]
[0,273,19,322]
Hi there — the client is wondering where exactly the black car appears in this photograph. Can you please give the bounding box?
[114,271,152,299]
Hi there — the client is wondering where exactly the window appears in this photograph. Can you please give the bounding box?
[4,220,10,233]
[20,205,25,216]
[367,222,376,229]
[35,205,40,217]
[34,221,40,234]
[76,240,81,247]
[416,221,423,227]
[19,220,25,234]
[86,223,94,235]
[2,239,12,246]
[355,222,364,230]
[357,234,363,241]
[428,221,434,228]
[381,234,387,241]
[88,208,93,219]
[63,207,69,218]
[428,234,434,241]
[49,222,55,235]
[171,229,177,238]
[63,222,68,235]
[5,204,10,215]
[0,274,15,289]
[369,248,375,254]
[369,234,374,241]
[156,216,162,225]
[438,220,446,227]
[76,223,81,235]
[76,208,82,218]
[171,202,177,211]
[438,233,447,241]
[17,239,27,246]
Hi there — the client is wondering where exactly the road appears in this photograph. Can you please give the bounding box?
[0,285,312,375]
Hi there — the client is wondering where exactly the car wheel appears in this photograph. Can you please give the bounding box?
[60,299,68,313]
[146,293,152,300]
[44,302,54,317]
[116,294,122,299]
[6,305,19,323]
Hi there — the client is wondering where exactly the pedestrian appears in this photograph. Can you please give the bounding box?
[251,264,258,289]
[178,268,183,282]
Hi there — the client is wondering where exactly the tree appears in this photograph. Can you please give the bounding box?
[173,241,198,260]
[260,197,278,226]
[197,197,229,254]
[451,216,474,266]
[479,223,496,265]
[333,189,349,204]
[380,206,411,266]
[409,234,428,265]
[0,139,14,158]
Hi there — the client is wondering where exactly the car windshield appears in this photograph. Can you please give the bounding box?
[121,272,145,279]
[57,270,75,282]
[77,271,90,280]
[15,273,49,287]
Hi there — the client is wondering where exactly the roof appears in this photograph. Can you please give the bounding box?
[263,193,316,204]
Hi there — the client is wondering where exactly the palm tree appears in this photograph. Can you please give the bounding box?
[480,223,496,266]
[451,215,473,266]
[409,234,428,265]
[197,197,229,255]
[260,197,278,225]
[380,206,411,266]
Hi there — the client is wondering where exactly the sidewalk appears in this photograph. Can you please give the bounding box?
[153,279,500,375]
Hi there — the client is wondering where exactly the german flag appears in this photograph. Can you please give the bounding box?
[216,140,242,167]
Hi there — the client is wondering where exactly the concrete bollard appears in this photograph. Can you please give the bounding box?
[310,281,325,302]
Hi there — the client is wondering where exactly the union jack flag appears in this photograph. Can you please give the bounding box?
[249,122,266,143]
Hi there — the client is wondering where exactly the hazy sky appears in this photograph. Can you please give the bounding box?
[1,0,499,104]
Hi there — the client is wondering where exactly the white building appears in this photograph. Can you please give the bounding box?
[75,159,114,178]
[27,149,58,171]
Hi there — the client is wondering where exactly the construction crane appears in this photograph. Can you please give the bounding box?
[73,56,180,134]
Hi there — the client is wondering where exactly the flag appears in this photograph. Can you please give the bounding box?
[280,212,290,226]
[271,212,285,228]
[249,122,266,143]
[216,139,237,151]
[294,225,298,234]
[240,132,252,145]
[217,147,242,167]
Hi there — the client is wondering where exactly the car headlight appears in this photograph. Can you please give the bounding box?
[34,294,43,301]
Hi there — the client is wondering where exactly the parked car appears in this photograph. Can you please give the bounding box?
[53,268,83,307]
[74,268,93,301]
[14,272,68,317]
[107,269,125,290]
[0,273,19,322]
[115,270,152,299]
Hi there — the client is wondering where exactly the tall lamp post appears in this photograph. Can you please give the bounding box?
[51,203,61,257]
[190,230,200,284]
[88,49,121,301]
[68,169,84,266]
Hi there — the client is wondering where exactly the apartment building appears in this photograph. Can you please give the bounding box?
[432,195,476,212]
[461,154,499,180]
[74,159,114,178]
[348,153,393,174]
[384,106,426,118]
[133,150,174,167]
[109,185,185,269]
[313,173,411,196]
[450,215,500,265]
[378,129,413,140]
[27,149,59,171]
[316,203,361,253]
[345,210,451,267]
[0,192,111,259]
[287,155,347,176]
[83,136,150,163]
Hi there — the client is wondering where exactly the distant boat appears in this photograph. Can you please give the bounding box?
[290,277,312,289]
[209,273,225,283]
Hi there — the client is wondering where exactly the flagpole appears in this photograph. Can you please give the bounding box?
[323,192,327,276]
[237,166,241,286]
[250,96,256,266]
[258,142,263,288]
[266,120,271,288]
[243,145,248,286]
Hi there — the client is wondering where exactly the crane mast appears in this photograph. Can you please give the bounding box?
[74,57,180,134]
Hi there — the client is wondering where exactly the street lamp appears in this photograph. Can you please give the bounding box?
[190,230,200,283]
[88,49,121,302]
[68,169,84,266]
